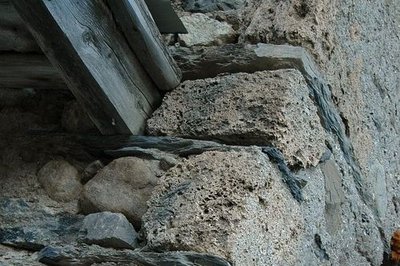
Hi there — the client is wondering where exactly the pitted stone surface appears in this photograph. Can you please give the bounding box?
[147,69,326,167]
[143,148,304,265]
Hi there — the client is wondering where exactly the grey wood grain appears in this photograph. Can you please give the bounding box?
[12,0,161,135]
[0,0,39,52]
[107,0,182,91]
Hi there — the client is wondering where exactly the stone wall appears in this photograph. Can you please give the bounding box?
[142,0,400,265]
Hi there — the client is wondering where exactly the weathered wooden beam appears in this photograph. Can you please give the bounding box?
[12,0,161,135]
[107,0,181,91]
[0,53,66,89]
[0,0,39,52]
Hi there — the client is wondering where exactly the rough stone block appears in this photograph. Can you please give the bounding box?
[143,148,304,265]
[80,157,161,228]
[147,69,326,167]
[81,212,138,249]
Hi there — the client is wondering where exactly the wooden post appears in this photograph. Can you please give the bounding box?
[12,0,161,135]
[107,0,182,91]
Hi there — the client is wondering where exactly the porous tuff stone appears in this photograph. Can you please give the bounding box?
[81,212,138,249]
[143,148,304,265]
[37,160,82,202]
[179,13,236,47]
[147,69,326,167]
[80,157,160,228]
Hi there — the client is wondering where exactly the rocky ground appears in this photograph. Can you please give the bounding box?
[1,0,400,265]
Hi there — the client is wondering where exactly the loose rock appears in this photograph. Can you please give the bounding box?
[38,160,82,202]
[81,212,138,249]
[80,157,160,228]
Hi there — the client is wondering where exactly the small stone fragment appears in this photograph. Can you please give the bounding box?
[38,160,82,202]
[179,13,236,47]
[80,212,138,249]
[81,160,104,184]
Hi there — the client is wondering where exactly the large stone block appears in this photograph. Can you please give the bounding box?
[147,69,326,167]
[142,148,305,265]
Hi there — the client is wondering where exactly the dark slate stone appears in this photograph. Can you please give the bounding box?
[262,146,307,202]
[81,212,138,249]
[183,0,246,12]
[38,244,232,266]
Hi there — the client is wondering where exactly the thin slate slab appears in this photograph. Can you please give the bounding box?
[38,244,231,266]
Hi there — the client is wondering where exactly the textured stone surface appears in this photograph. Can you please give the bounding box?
[80,157,161,228]
[320,159,345,235]
[143,148,305,265]
[37,160,82,202]
[232,0,400,263]
[183,0,246,12]
[179,13,236,47]
[0,245,43,266]
[37,244,231,266]
[147,69,326,167]
[81,212,138,249]
[0,198,83,251]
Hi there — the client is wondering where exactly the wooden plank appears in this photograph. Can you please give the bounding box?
[0,53,66,89]
[12,0,161,135]
[107,0,182,91]
[0,0,39,52]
